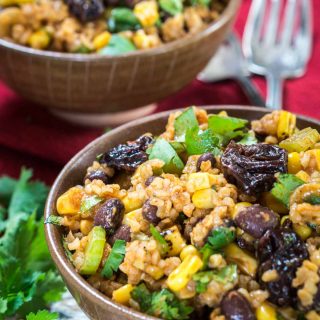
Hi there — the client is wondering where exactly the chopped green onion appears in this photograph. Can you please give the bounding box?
[45,215,63,226]
[80,195,103,213]
[101,239,126,279]
[150,224,169,255]
[174,107,198,141]
[271,174,305,208]
[80,226,106,275]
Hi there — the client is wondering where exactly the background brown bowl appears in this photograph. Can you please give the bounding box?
[45,106,320,320]
[0,0,239,114]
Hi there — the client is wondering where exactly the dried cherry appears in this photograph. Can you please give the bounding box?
[66,0,104,22]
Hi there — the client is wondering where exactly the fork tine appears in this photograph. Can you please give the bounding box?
[280,0,298,46]
[263,0,281,46]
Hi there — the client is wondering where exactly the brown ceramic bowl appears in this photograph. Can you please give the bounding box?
[0,0,239,118]
[45,106,320,320]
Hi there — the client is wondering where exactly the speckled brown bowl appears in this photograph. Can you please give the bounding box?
[45,106,320,320]
[0,0,239,117]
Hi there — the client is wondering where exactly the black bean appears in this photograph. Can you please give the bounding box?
[66,0,104,23]
[196,153,216,171]
[234,204,279,239]
[108,225,131,245]
[94,198,124,235]
[142,200,160,225]
[84,170,110,185]
[221,291,256,320]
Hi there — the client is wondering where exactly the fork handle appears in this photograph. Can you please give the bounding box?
[236,75,265,107]
[266,73,283,110]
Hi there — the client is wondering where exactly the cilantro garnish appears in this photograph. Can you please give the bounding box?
[174,107,198,141]
[0,169,65,318]
[131,284,193,320]
[238,131,258,145]
[26,310,59,320]
[150,224,169,255]
[101,239,126,279]
[271,174,305,208]
[207,227,235,250]
[80,195,103,213]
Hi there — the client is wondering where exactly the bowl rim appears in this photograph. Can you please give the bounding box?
[45,105,319,320]
[0,0,240,61]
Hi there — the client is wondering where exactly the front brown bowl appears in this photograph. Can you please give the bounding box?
[45,106,320,320]
[0,0,239,114]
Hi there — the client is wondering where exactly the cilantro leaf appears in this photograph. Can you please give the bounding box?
[193,264,238,293]
[174,107,198,141]
[271,174,305,208]
[185,126,220,156]
[199,243,215,269]
[132,285,193,320]
[0,176,16,206]
[150,224,169,255]
[26,310,59,320]
[80,195,103,213]
[159,0,183,16]
[238,131,258,145]
[208,114,248,146]
[149,138,184,174]
[207,227,235,250]
[101,239,126,278]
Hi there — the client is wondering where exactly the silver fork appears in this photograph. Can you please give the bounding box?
[243,0,312,109]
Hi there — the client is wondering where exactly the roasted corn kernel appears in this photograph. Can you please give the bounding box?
[232,202,251,218]
[28,29,50,50]
[180,245,200,260]
[288,152,302,174]
[123,194,143,213]
[293,223,312,240]
[93,31,111,50]
[224,243,257,277]
[192,188,217,209]
[164,225,186,256]
[56,186,84,215]
[134,0,159,27]
[186,172,214,192]
[167,255,203,292]
[145,265,164,280]
[305,149,320,171]
[256,302,277,320]
[0,0,33,7]
[80,219,94,236]
[112,284,134,305]
[296,170,310,183]
[122,208,143,232]
[277,111,296,140]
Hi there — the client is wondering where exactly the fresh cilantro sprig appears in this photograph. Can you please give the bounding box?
[131,284,193,320]
[26,310,59,320]
[101,239,126,278]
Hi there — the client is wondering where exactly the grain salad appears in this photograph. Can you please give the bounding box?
[47,107,320,319]
[0,0,228,53]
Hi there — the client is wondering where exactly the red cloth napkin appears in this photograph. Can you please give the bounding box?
[0,0,319,184]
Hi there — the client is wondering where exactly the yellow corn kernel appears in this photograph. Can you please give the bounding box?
[218,111,228,117]
[281,215,289,225]
[28,29,50,50]
[261,192,288,214]
[175,285,196,299]
[288,152,302,174]
[112,284,134,305]
[277,111,296,140]
[293,223,312,240]
[224,243,257,277]
[80,219,94,236]
[180,245,200,261]
[122,194,143,213]
[56,186,84,215]
[187,172,213,192]
[93,31,111,50]
[167,255,203,292]
[296,170,310,183]
[164,225,186,257]
[122,208,143,232]
[134,0,159,27]
[145,265,164,280]
[256,302,277,320]
[305,149,320,171]
[192,188,217,209]
[232,202,251,219]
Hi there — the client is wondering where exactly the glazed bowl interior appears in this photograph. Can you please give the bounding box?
[45,106,320,320]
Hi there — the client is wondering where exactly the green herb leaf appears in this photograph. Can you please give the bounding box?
[0,176,16,206]
[26,310,59,320]
[132,284,193,320]
[150,224,169,255]
[80,195,103,213]
[193,264,238,293]
[174,107,198,141]
[101,239,126,279]
[271,174,305,208]
[44,215,63,226]
[185,126,220,156]
[199,243,214,269]
[238,131,258,145]
[169,142,186,155]
[99,35,136,56]
[207,227,235,250]
[149,138,184,174]
[108,8,141,33]
[208,114,248,146]
[159,0,183,16]
[304,194,320,205]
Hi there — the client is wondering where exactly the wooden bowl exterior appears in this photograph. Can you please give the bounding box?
[45,106,320,320]
[0,0,239,113]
